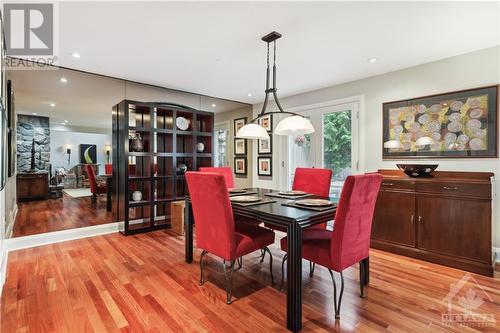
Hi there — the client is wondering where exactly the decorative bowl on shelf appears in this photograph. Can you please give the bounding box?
[176,163,188,175]
[196,142,205,153]
[396,164,438,177]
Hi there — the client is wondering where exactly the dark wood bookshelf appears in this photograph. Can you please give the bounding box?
[112,100,214,235]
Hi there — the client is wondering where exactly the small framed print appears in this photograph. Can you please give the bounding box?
[234,117,247,134]
[257,156,272,177]
[234,138,247,155]
[259,114,273,132]
[234,157,247,175]
[258,137,272,155]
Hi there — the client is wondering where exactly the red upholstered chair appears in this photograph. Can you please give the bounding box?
[85,164,107,208]
[198,167,235,188]
[104,164,113,175]
[185,171,276,304]
[279,173,382,319]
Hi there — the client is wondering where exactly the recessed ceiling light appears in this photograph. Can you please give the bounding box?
[211,104,216,108]
[247,93,252,97]
[72,52,80,58]
[60,77,68,83]
[368,57,377,63]
[50,103,56,107]
[32,112,37,115]
[64,120,68,123]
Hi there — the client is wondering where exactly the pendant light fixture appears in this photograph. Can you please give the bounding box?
[236,31,315,140]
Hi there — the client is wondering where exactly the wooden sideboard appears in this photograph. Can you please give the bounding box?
[371,169,493,276]
[17,172,49,201]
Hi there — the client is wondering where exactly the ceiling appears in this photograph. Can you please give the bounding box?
[52,1,499,104]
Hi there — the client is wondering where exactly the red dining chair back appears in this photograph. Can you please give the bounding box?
[85,164,107,208]
[330,173,383,272]
[186,172,236,259]
[105,164,113,175]
[293,167,332,197]
[185,171,276,304]
[199,167,235,188]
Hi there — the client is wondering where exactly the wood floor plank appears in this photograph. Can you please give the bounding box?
[2,230,499,332]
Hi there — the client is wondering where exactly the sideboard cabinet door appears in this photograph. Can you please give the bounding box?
[372,191,416,247]
[416,196,491,264]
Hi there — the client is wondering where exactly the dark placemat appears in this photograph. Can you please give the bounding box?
[282,200,337,212]
[229,190,258,197]
[230,198,276,207]
[264,192,314,200]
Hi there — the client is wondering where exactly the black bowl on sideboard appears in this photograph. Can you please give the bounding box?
[396,164,438,177]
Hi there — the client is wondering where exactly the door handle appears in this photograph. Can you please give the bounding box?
[410,214,414,224]
[418,216,423,223]
[382,182,394,186]
[442,186,459,190]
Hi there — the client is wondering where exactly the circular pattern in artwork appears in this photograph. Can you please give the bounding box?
[429,104,441,113]
[432,132,441,141]
[417,104,427,113]
[469,138,484,150]
[405,114,415,122]
[447,121,463,133]
[408,122,421,133]
[444,132,457,144]
[466,119,482,131]
[450,101,463,112]
[468,97,481,108]
[448,112,461,122]
[402,142,412,151]
[472,129,486,139]
[427,121,441,132]
[393,125,404,135]
[469,108,483,119]
[418,114,430,124]
[457,134,469,144]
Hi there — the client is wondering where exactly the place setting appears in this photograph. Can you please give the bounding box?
[282,198,337,211]
[228,188,258,196]
[265,190,314,199]
[230,195,276,207]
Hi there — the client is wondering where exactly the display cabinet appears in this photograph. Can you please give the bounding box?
[112,100,214,235]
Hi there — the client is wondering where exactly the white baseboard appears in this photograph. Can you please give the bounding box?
[5,203,18,239]
[5,222,120,252]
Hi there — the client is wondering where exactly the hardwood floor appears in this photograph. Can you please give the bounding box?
[12,194,113,237]
[1,230,499,332]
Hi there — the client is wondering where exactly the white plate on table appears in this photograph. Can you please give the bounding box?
[278,190,307,196]
[230,195,261,203]
[295,199,334,207]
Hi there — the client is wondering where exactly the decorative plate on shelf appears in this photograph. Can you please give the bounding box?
[278,190,307,196]
[230,195,261,203]
[295,199,334,207]
[176,117,190,130]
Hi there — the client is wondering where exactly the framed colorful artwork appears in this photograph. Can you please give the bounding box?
[234,157,247,175]
[234,117,246,134]
[258,137,272,155]
[259,114,273,132]
[257,156,272,177]
[234,138,246,155]
[383,85,498,159]
[80,144,97,164]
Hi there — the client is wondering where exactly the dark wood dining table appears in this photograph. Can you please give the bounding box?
[184,188,337,332]
[97,174,113,212]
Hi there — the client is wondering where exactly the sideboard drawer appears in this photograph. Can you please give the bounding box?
[416,182,490,199]
[380,180,415,191]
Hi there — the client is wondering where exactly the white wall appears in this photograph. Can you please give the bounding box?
[50,128,112,174]
[253,46,500,247]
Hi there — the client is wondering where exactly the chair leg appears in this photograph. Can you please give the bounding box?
[235,257,243,271]
[199,250,208,286]
[259,249,266,263]
[222,259,235,304]
[328,269,345,319]
[280,253,288,291]
[359,260,366,298]
[362,257,370,285]
[91,194,97,208]
[309,261,316,277]
[262,247,275,285]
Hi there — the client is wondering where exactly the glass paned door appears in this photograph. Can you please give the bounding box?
[287,102,358,200]
[214,122,229,167]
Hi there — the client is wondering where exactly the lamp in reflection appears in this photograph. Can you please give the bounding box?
[106,145,111,164]
[66,145,71,165]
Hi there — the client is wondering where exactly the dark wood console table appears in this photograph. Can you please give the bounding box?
[17,172,49,201]
[371,169,493,276]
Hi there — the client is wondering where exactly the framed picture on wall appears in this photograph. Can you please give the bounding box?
[234,157,247,175]
[383,85,498,159]
[80,144,97,164]
[258,137,272,155]
[234,117,246,134]
[257,156,272,177]
[234,138,246,155]
[259,114,273,132]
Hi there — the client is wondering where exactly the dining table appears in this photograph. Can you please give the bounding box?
[184,188,338,332]
[97,174,113,212]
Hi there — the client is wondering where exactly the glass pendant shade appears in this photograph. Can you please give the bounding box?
[235,123,270,140]
[383,140,403,149]
[274,116,315,136]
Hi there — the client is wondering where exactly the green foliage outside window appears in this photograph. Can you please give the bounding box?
[323,111,351,181]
